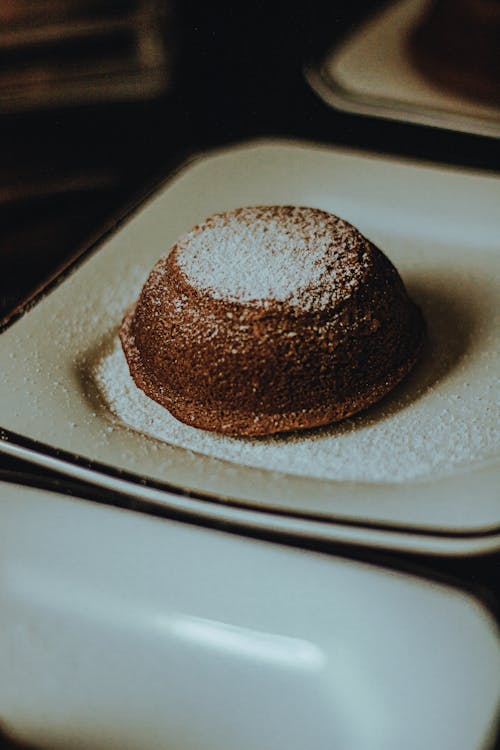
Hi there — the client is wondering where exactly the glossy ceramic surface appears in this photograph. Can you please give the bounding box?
[1,482,499,749]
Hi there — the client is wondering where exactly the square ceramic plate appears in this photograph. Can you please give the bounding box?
[1,139,499,555]
[305,0,500,138]
[2,482,499,750]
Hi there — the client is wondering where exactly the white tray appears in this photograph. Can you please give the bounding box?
[306,0,500,138]
[1,139,499,555]
[1,481,499,750]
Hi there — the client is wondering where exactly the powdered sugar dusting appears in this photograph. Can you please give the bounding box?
[174,206,369,311]
[94,256,500,483]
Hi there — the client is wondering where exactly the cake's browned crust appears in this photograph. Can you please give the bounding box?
[120,206,425,436]
[410,0,500,103]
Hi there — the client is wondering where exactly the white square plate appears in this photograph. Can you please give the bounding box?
[1,139,499,555]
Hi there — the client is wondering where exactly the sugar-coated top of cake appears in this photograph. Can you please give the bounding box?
[172,206,373,312]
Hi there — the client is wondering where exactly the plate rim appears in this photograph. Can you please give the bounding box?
[1,427,499,556]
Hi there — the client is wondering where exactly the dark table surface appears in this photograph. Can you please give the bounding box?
[1,1,499,747]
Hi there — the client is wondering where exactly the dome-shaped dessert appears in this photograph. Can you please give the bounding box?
[120,206,425,436]
[410,0,500,103]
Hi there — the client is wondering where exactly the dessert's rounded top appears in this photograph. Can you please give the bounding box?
[169,206,373,312]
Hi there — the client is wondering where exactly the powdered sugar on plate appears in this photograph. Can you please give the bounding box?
[93,258,499,483]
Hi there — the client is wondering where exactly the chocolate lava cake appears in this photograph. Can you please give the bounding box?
[120,206,425,436]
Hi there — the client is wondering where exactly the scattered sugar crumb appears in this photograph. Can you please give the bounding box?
[94,329,499,483]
